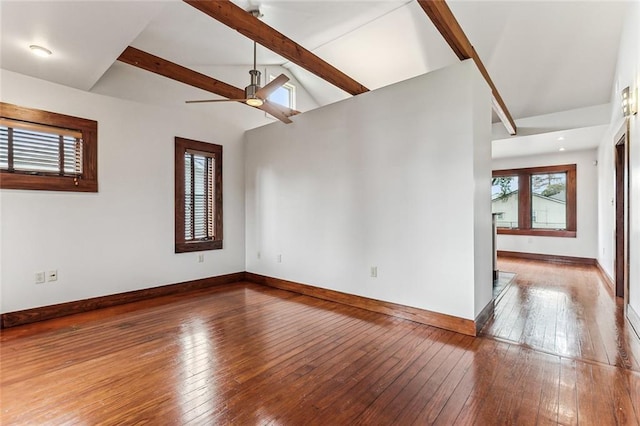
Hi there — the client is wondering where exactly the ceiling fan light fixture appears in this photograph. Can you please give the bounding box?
[246,97,264,107]
[185,40,292,122]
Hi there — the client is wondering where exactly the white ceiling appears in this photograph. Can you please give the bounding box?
[0,0,632,158]
[0,1,167,91]
[492,125,608,159]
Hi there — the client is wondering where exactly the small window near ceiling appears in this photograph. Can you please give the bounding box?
[267,75,296,110]
[175,137,223,253]
[0,102,98,192]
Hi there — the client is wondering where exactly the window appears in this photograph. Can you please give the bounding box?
[531,172,567,229]
[491,175,519,228]
[268,75,296,110]
[175,137,222,253]
[0,102,97,192]
[492,164,576,237]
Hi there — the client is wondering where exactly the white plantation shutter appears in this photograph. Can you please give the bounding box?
[207,157,214,238]
[184,153,192,239]
[184,150,214,241]
[0,127,6,169]
[0,118,83,176]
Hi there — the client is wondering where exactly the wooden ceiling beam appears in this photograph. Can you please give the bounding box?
[183,0,369,96]
[417,0,517,135]
[117,46,299,122]
[117,46,245,100]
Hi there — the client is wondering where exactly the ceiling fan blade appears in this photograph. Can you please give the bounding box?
[256,74,289,99]
[186,99,248,104]
[259,100,293,124]
[271,103,301,118]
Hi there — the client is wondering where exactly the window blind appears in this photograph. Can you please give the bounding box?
[0,118,83,176]
[184,151,214,241]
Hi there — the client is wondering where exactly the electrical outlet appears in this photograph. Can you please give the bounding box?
[197,254,204,263]
[257,251,261,259]
[35,272,45,284]
[47,270,58,282]
[370,266,378,278]
[277,254,282,263]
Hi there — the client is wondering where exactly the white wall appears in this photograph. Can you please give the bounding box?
[472,81,494,317]
[597,2,640,315]
[492,149,598,258]
[0,70,246,313]
[245,60,492,321]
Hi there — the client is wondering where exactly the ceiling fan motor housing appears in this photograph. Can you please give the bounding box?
[246,69,262,100]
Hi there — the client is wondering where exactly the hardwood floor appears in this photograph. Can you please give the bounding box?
[1,260,639,425]
[484,258,640,372]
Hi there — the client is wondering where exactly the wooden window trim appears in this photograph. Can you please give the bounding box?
[0,102,98,192]
[493,164,576,238]
[175,137,223,253]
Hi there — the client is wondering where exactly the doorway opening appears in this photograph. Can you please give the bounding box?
[614,123,629,306]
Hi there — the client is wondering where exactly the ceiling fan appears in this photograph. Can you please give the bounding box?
[186,40,298,124]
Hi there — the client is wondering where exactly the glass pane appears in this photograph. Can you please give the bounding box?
[268,77,294,109]
[208,157,214,238]
[0,126,8,169]
[0,124,82,175]
[269,85,291,108]
[492,176,519,228]
[63,137,83,174]
[184,152,214,241]
[13,129,60,173]
[531,172,567,229]
[193,155,207,239]
[185,154,193,240]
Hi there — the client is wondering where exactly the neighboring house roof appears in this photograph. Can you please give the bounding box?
[491,190,566,204]
[548,191,566,202]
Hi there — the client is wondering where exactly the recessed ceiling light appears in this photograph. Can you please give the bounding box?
[559,147,566,151]
[29,45,52,58]
[558,136,565,141]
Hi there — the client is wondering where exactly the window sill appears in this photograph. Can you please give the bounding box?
[0,173,97,192]
[497,228,576,238]
[175,240,223,253]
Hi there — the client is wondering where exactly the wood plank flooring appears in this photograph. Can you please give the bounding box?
[1,259,639,425]
[483,258,640,372]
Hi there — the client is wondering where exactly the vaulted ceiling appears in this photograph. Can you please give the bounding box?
[0,0,630,156]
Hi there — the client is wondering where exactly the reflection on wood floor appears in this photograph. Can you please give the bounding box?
[484,257,640,372]
[1,259,639,424]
